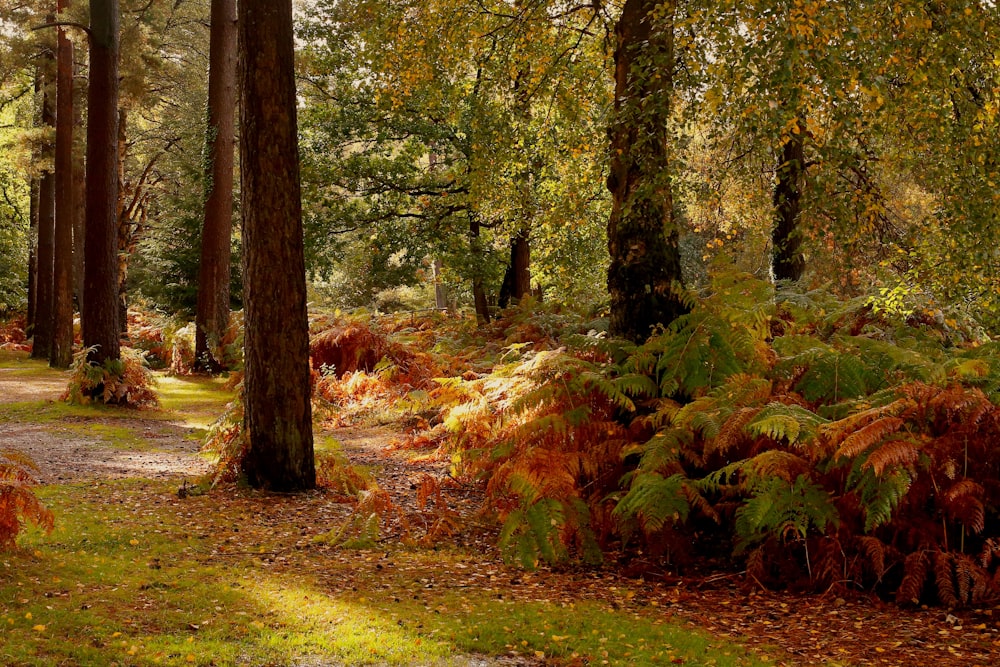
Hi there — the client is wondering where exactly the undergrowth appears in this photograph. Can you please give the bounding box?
[368,274,1000,607]
[63,346,159,408]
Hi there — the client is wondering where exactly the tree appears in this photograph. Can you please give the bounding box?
[31,47,55,360]
[50,0,75,369]
[194,0,237,372]
[239,0,315,491]
[606,0,688,343]
[83,0,121,366]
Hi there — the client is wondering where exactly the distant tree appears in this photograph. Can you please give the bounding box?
[239,0,315,491]
[50,0,75,369]
[194,0,237,372]
[31,49,55,360]
[606,0,688,343]
[83,0,121,365]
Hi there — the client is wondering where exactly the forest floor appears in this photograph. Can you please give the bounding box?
[1,350,999,666]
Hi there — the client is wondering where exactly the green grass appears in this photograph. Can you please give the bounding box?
[1,481,772,666]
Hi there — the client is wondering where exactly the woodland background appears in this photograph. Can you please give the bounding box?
[2,0,1000,617]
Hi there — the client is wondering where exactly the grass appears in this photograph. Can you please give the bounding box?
[2,481,771,666]
[0,351,776,666]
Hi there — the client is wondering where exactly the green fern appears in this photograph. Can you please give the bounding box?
[733,474,840,553]
[613,472,691,536]
[847,460,913,532]
[744,402,828,446]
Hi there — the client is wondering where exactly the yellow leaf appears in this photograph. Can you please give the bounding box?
[24,612,32,620]
[186,655,196,663]
[130,539,140,546]
[32,624,46,632]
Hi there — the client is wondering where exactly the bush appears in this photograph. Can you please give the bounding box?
[64,347,159,408]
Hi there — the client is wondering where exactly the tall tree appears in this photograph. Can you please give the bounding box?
[606,0,688,343]
[771,125,805,281]
[194,0,237,372]
[83,0,121,366]
[50,0,74,368]
[31,49,55,360]
[239,0,315,491]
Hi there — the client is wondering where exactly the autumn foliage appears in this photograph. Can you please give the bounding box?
[339,275,1000,607]
[0,449,53,550]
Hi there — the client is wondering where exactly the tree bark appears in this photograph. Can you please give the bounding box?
[27,177,38,338]
[606,0,688,344]
[116,107,128,334]
[469,213,490,325]
[498,229,530,309]
[32,51,56,361]
[83,0,121,366]
[239,0,316,491]
[771,126,806,281]
[195,0,238,372]
[50,0,75,369]
[72,55,86,321]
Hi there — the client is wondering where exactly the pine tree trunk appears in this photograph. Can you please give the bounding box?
[27,177,38,338]
[33,52,56,360]
[498,229,530,309]
[195,0,237,372]
[50,0,75,369]
[606,0,688,344]
[72,58,86,322]
[772,127,806,282]
[83,0,121,366]
[116,108,128,335]
[239,0,315,491]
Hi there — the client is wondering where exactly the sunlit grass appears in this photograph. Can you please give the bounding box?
[1,481,773,666]
[153,375,235,431]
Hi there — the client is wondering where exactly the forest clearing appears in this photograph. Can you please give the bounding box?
[0,336,999,667]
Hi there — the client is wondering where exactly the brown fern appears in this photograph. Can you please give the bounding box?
[941,479,986,534]
[833,417,905,460]
[0,449,54,550]
[896,550,929,605]
[864,436,921,475]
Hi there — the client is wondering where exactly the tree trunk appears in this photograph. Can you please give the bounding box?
[32,52,56,360]
[83,0,121,366]
[116,107,128,335]
[195,0,238,372]
[606,0,688,344]
[772,126,806,281]
[72,55,86,321]
[497,229,530,309]
[50,0,75,369]
[239,0,315,491]
[27,177,38,338]
[432,258,447,310]
[469,213,490,325]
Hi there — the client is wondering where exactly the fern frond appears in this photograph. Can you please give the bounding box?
[745,402,828,447]
[941,480,986,534]
[896,550,929,604]
[709,407,760,457]
[858,535,888,578]
[833,417,906,460]
[864,436,921,476]
[613,472,691,534]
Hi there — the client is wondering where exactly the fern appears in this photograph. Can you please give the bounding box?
[847,461,913,532]
[0,449,54,549]
[744,402,828,447]
[613,472,691,536]
[733,475,839,553]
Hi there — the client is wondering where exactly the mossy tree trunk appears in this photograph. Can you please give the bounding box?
[606,0,688,344]
[195,0,238,372]
[771,126,806,281]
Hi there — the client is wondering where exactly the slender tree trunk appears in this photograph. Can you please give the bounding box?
[116,107,128,335]
[27,177,38,338]
[239,0,315,491]
[195,0,238,372]
[72,56,86,320]
[83,0,121,366]
[469,213,490,325]
[50,0,75,369]
[33,50,56,360]
[772,126,806,281]
[432,259,448,310]
[606,0,688,344]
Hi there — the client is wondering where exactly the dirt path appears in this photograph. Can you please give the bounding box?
[0,368,209,483]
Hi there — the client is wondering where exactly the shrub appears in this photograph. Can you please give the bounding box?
[0,449,54,550]
[64,347,158,408]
